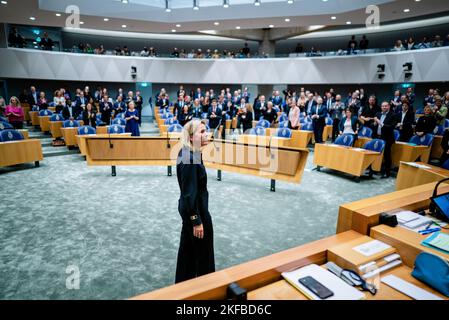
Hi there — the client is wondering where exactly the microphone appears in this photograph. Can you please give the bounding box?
[211,118,223,151]
[109,111,114,149]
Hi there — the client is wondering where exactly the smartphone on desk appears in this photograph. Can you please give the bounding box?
[298,276,334,299]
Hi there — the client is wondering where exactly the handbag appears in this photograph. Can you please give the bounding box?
[411,252,449,297]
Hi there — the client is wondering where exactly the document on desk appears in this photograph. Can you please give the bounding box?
[352,240,391,257]
[402,162,432,169]
[381,275,443,300]
[422,232,449,253]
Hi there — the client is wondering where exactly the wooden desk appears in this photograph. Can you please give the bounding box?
[131,230,361,300]
[430,135,443,160]
[247,264,446,300]
[38,116,51,133]
[48,107,56,112]
[50,121,64,138]
[77,133,131,156]
[371,224,449,267]
[396,162,449,190]
[322,125,333,142]
[18,129,29,139]
[313,143,382,178]
[22,105,31,122]
[353,137,372,148]
[391,142,431,168]
[0,139,43,167]
[29,111,39,126]
[337,182,449,235]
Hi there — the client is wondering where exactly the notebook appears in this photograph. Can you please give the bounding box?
[282,264,365,300]
[421,232,449,254]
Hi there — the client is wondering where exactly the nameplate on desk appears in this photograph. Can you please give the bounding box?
[352,240,392,257]
[381,275,443,300]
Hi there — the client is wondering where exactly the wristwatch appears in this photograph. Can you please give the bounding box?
[190,215,198,221]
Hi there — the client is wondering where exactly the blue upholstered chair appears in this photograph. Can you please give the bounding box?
[112,118,126,126]
[249,126,266,136]
[0,121,14,130]
[363,139,385,153]
[63,120,79,128]
[409,134,434,147]
[108,124,125,134]
[77,126,96,135]
[334,134,354,147]
[39,109,53,116]
[256,120,270,128]
[279,121,289,128]
[277,128,292,138]
[301,122,314,131]
[359,126,373,138]
[168,124,183,133]
[0,129,24,142]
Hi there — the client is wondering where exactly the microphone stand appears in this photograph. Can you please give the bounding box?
[108,109,113,149]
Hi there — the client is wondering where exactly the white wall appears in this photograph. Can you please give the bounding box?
[1,47,449,84]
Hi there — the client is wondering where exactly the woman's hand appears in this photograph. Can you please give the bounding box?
[193,224,204,239]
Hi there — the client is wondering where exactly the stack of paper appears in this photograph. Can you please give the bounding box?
[422,232,449,254]
[395,211,433,232]
[282,264,365,300]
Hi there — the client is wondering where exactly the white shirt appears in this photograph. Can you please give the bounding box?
[343,118,355,134]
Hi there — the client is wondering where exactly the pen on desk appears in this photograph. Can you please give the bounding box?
[425,221,434,230]
[419,228,441,235]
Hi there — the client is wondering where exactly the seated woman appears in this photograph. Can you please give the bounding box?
[338,107,362,142]
[5,96,24,129]
[415,105,436,137]
[37,91,48,110]
[262,101,278,127]
[82,103,97,128]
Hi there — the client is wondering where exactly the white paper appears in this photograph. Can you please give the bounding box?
[402,162,432,169]
[352,240,391,257]
[395,211,421,223]
[381,275,443,300]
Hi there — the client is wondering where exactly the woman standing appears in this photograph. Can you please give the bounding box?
[125,101,140,136]
[288,100,300,130]
[5,96,24,129]
[338,107,362,141]
[82,102,96,128]
[176,119,215,283]
[53,90,66,113]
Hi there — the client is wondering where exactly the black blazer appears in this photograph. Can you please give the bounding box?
[62,105,81,120]
[397,110,415,142]
[207,106,222,129]
[99,101,113,124]
[82,111,96,128]
[415,115,437,135]
[373,111,398,143]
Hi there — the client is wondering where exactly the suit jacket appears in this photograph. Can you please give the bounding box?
[76,96,88,109]
[82,110,96,128]
[253,101,267,120]
[62,105,81,120]
[191,105,203,118]
[305,100,317,115]
[207,106,222,129]
[373,111,398,144]
[113,101,126,115]
[270,96,283,107]
[156,98,169,109]
[100,101,113,124]
[415,115,437,135]
[397,110,415,142]
[339,116,362,133]
[310,104,328,125]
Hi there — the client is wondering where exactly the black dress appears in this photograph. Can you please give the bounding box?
[175,148,215,283]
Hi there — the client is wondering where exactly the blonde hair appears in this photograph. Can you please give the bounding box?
[10,96,21,106]
[181,119,207,152]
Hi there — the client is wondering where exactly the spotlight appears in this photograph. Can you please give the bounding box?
[403,62,413,78]
[193,0,199,10]
[254,0,261,6]
[165,0,171,12]
[377,64,385,79]
[223,0,229,8]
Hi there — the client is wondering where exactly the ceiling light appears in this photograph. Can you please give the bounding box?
[122,25,127,28]
[285,18,290,22]
[214,22,219,25]
[80,21,84,25]
[29,17,36,20]
[269,24,274,28]
[193,0,199,10]
[322,0,328,2]
[1,1,8,4]
[55,13,61,17]
[223,0,229,8]
[165,0,171,12]
[346,21,352,25]
[331,16,336,20]
[176,24,181,27]
[236,26,241,29]
[171,29,176,32]
[104,18,109,21]
[415,0,421,2]
[403,8,410,13]
[121,0,129,3]
[254,0,261,6]
[287,0,293,4]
